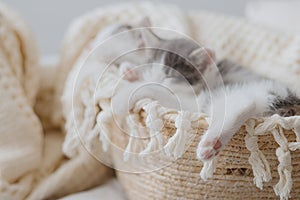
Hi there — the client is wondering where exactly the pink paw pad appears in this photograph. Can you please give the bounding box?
[123,69,138,82]
[197,138,222,161]
[213,140,222,150]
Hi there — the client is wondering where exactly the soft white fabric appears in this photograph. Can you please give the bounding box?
[0,2,40,104]
[27,58,113,200]
[60,179,126,200]
[0,3,42,200]
[246,1,300,34]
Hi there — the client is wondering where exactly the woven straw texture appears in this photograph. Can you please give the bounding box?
[115,116,300,200]
[59,2,300,200]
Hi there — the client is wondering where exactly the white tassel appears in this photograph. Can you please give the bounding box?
[200,158,218,180]
[165,111,195,158]
[62,132,80,158]
[139,102,165,156]
[123,137,134,162]
[139,132,165,156]
[255,115,280,135]
[271,128,293,200]
[252,115,300,199]
[123,114,146,162]
[293,126,300,141]
[79,104,99,141]
[289,126,300,151]
[96,111,112,152]
[123,115,135,162]
[288,142,300,151]
[245,119,271,189]
[85,128,100,151]
[63,107,84,157]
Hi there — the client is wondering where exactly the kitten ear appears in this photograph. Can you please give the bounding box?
[138,17,152,27]
[139,28,162,47]
[132,17,161,47]
[188,47,216,70]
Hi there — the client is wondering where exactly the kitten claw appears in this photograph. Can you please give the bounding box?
[197,138,222,161]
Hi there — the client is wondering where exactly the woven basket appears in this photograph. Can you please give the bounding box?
[113,111,300,200]
[59,2,300,200]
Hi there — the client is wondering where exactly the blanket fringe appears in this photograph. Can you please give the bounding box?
[272,128,292,200]
[245,119,271,189]
[200,158,218,180]
[123,114,147,162]
[164,111,199,158]
[197,114,300,200]
[254,115,300,200]
[97,110,113,152]
[139,101,166,156]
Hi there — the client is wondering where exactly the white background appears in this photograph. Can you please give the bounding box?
[2,0,252,55]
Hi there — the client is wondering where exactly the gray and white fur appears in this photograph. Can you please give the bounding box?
[106,19,300,161]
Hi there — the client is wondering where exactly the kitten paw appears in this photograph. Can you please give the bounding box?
[123,69,139,82]
[197,138,222,161]
[119,62,139,82]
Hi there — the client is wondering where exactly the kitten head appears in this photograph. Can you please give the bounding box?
[159,39,216,84]
[138,26,217,93]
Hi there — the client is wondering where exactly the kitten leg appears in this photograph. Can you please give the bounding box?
[197,101,256,160]
[111,81,180,116]
[197,81,284,161]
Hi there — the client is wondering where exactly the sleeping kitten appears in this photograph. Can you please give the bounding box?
[87,22,148,75]
[196,78,300,161]
[108,21,300,161]
[111,26,217,115]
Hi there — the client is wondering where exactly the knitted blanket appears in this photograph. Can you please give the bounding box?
[0,3,112,200]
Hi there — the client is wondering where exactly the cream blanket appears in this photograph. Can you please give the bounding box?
[1,1,300,200]
[0,3,112,200]
[0,2,42,199]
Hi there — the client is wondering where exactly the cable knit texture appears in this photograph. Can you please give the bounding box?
[0,3,42,200]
